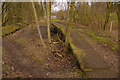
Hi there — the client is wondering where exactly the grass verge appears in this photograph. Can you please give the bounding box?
[2,25,21,37]
[77,28,118,52]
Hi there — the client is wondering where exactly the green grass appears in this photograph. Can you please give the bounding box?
[53,24,66,34]
[77,28,118,52]
[85,30,118,51]
[45,19,61,22]
[2,25,21,37]
[51,19,61,22]
[111,44,118,51]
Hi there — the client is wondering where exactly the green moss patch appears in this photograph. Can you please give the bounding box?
[84,30,118,51]
[76,27,118,52]
[2,25,21,37]
[51,19,61,22]
[53,24,66,35]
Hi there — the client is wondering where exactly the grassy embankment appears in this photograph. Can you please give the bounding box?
[77,28,118,52]
[2,24,22,37]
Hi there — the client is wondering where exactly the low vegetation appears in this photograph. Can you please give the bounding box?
[77,28,118,52]
[2,25,21,37]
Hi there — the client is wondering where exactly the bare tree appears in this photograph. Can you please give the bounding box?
[65,2,75,52]
[46,2,51,43]
[31,1,46,47]
[103,2,112,30]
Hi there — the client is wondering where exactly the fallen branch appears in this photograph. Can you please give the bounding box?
[57,33,64,45]
[56,53,63,58]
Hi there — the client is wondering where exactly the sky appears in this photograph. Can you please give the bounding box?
[51,0,68,12]
[51,0,92,12]
[51,2,68,12]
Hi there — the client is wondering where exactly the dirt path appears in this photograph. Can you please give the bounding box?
[2,24,82,78]
[3,38,48,78]
[53,22,118,78]
[55,21,118,71]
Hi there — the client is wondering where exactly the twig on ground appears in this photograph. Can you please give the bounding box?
[57,33,64,45]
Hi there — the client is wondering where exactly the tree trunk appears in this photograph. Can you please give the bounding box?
[118,2,120,50]
[31,1,46,48]
[110,21,113,32]
[103,2,111,31]
[12,3,14,25]
[65,2,75,53]
[67,2,70,22]
[46,2,51,43]
[118,4,120,79]
[66,2,70,34]
[83,2,86,22]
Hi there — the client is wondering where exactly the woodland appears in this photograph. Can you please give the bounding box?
[1,1,119,78]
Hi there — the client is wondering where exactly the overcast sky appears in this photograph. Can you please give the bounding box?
[51,2,68,12]
[51,0,68,12]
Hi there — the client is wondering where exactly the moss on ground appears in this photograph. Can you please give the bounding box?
[2,25,21,37]
[44,19,61,22]
[51,19,61,22]
[78,28,118,52]
[53,24,66,34]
